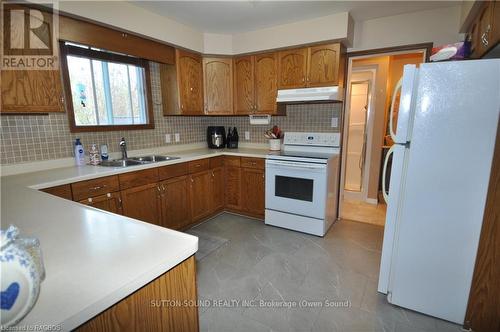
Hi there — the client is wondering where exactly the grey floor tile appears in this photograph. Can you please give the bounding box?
[191,214,463,332]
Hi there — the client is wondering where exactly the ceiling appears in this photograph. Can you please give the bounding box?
[131,1,461,34]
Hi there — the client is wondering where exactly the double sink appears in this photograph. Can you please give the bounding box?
[100,155,180,167]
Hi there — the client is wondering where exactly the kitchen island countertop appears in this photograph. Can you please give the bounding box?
[0,146,269,330]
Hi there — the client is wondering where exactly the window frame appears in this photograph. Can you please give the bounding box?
[59,41,155,132]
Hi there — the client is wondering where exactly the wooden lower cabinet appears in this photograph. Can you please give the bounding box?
[189,170,212,222]
[160,176,191,230]
[41,184,73,200]
[210,166,225,212]
[79,192,123,215]
[77,256,199,332]
[121,183,162,226]
[241,168,265,218]
[225,166,242,211]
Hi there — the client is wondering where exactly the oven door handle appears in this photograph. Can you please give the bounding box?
[266,160,326,170]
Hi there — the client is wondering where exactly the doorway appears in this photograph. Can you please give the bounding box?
[340,49,427,226]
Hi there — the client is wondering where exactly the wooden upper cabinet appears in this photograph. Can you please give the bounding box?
[1,70,64,113]
[234,56,255,114]
[176,49,204,115]
[277,43,343,89]
[203,57,233,115]
[490,0,500,50]
[278,48,308,89]
[255,53,278,114]
[468,1,500,58]
[307,44,340,87]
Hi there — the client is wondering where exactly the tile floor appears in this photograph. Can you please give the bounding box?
[341,199,387,226]
[191,213,463,332]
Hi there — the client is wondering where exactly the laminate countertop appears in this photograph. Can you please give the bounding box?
[0,146,269,330]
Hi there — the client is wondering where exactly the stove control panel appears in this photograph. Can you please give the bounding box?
[284,132,340,147]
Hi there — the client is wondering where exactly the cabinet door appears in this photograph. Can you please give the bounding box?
[1,69,64,113]
[189,171,212,222]
[233,56,255,114]
[160,176,191,230]
[79,192,123,215]
[307,44,340,87]
[278,48,308,89]
[477,2,495,56]
[225,166,242,211]
[491,0,500,49]
[255,53,278,114]
[241,168,265,218]
[210,167,225,213]
[203,57,233,115]
[121,183,162,225]
[176,49,203,114]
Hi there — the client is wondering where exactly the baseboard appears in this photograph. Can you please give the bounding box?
[366,198,378,205]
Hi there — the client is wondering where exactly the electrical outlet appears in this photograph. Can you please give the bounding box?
[165,134,171,143]
[174,133,180,142]
[331,117,338,128]
[244,131,250,140]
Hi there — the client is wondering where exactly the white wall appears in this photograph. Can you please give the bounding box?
[58,2,462,55]
[203,33,233,54]
[232,12,353,54]
[350,5,463,52]
[59,1,205,52]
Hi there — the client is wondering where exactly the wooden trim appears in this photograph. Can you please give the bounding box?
[60,42,155,133]
[347,43,434,62]
[464,118,500,332]
[62,44,147,66]
[77,256,199,332]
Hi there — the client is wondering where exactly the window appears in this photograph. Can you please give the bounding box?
[60,42,154,131]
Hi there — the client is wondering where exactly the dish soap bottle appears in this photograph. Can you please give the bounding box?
[74,138,85,166]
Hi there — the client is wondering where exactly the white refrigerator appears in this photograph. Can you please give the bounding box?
[378,59,500,324]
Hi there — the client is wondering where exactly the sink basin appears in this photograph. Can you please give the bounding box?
[129,155,180,163]
[100,159,143,167]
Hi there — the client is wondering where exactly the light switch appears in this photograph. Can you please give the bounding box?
[331,117,338,128]
[165,134,171,143]
[244,131,250,140]
[174,133,180,142]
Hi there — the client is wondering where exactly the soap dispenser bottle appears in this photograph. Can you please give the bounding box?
[74,138,85,166]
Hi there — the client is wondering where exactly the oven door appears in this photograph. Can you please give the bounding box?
[266,159,327,219]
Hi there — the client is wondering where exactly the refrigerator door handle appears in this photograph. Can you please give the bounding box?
[389,77,403,142]
[382,145,397,203]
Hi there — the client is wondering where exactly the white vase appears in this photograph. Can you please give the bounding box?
[269,139,281,151]
[1,225,45,327]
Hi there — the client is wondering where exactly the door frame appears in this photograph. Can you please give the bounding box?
[337,43,431,219]
[342,67,377,202]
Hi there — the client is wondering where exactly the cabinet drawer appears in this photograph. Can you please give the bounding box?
[119,168,159,190]
[158,162,188,180]
[188,158,209,173]
[224,156,241,167]
[209,156,224,168]
[41,184,73,200]
[72,176,120,201]
[240,157,264,170]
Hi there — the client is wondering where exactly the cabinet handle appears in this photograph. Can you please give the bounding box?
[87,197,93,203]
[212,171,215,177]
[157,186,162,193]
[190,87,194,91]
[89,184,106,191]
[181,104,184,109]
[191,178,194,183]
[106,193,111,198]
[302,77,305,83]
[161,184,166,191]
[481,30,490,47]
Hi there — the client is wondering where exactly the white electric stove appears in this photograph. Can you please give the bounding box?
[265,132,340,236]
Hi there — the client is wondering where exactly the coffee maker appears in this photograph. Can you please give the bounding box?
[207,126,226,149]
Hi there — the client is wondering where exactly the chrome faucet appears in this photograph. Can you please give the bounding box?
[119,137,127,160]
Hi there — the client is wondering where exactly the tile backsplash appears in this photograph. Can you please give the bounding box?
[0,62,341,165]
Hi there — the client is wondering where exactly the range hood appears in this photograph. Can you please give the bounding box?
[276,86,344,103]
